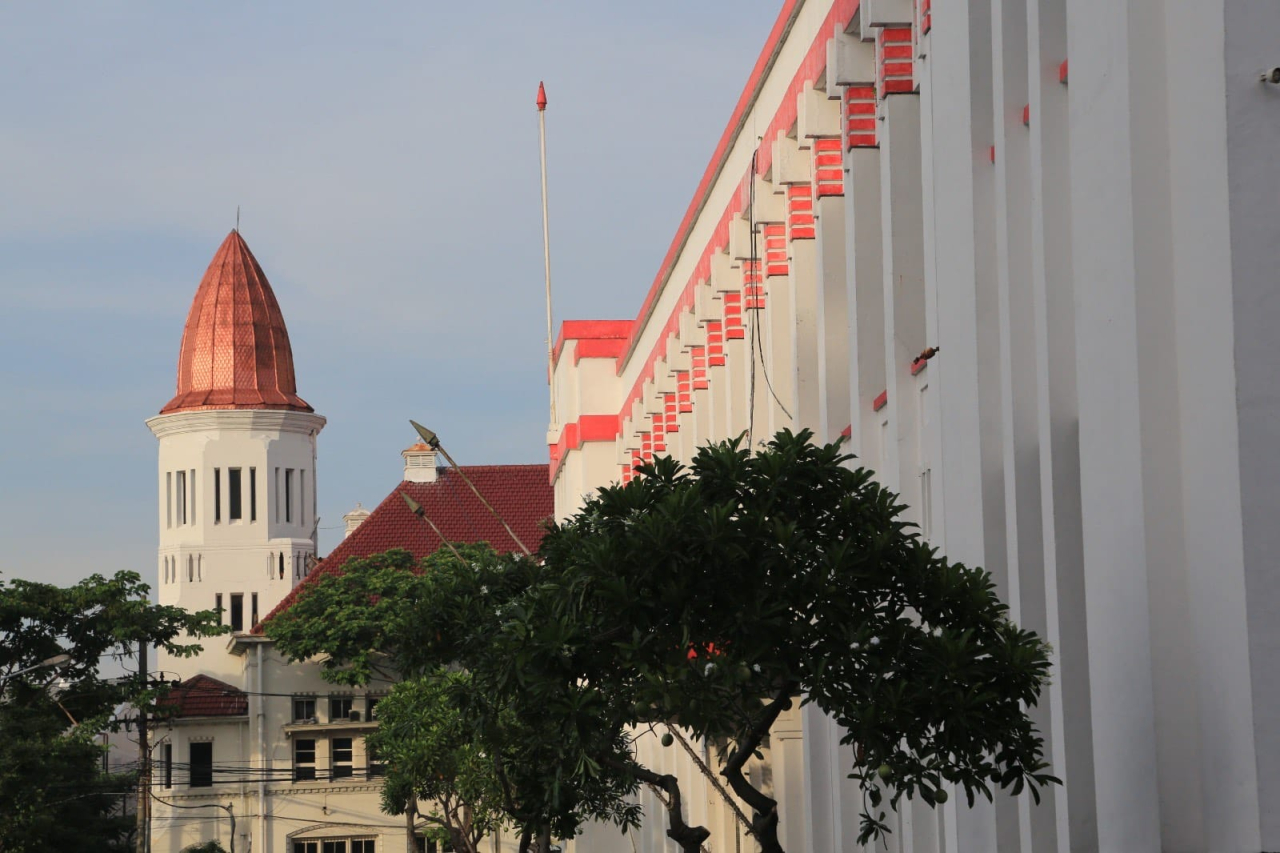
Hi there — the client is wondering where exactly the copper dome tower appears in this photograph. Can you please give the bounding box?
[160,231,312,414]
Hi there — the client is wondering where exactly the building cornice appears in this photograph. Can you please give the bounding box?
[146,409,327,439]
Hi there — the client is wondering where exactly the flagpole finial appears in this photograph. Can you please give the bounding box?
[536,81,547,111]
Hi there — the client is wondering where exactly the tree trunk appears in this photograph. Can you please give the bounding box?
[600,755,710,853]
[537,825,552,852]
[719,684,797,853]
[517,827,533,853]
[405,798,417,853]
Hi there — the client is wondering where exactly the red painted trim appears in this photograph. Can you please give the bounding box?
[548,413,622,480]
[872,390,888,412]
[910,357,928,375]
[1059,59,1069,84]
[1022,104,1031,127]
[552,319,634,366]
[989,144,996,163]
[840,423,852,439]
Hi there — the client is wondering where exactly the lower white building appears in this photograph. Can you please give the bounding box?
[550,1,1280,851]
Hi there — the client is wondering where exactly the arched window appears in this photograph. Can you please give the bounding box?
[187,556,193,582]
[197,555,202,581]
[278,552,285,579]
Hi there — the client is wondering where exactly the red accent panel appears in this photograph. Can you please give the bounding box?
[1059,60,1069,84]
[877,26,915,97]
[788,184,817,240]
[1022,104,1031,127]
[844,85,878,149]
[919,0,932,34]
[743,259,765,310]
[840,423,853,439]
[989,145,996,163]
[765,223,789,275]
[873,390,888,412]
[910,356,928,375]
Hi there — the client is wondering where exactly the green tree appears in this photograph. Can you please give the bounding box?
[180,843,229,853]
[265,547,640,853]
[527,430,1057,851]
[0,570,222,853]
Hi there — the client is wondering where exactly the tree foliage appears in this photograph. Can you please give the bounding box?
[265,547,640,852]
[527,429,1057,849]
[0,570,223,853]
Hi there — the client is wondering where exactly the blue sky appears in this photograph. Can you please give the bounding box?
[0,2,782,588]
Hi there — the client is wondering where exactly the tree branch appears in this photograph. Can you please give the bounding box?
[599,754,709,853]
[719,682,797,853]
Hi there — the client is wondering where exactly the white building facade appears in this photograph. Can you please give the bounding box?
[550,1,1280,851]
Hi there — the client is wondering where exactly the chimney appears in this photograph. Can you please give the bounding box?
[342,503,370,539]
[402,442,438,483]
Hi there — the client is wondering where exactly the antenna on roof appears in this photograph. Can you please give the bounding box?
[236,205,241,232]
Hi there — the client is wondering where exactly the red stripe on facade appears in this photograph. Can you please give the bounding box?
[873,390,888,412]
[845,85,878,149]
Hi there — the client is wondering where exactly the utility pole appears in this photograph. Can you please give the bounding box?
[135,639,150,853]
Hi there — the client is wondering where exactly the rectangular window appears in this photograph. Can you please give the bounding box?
[215,593,223,623]
[166,473,173,528]
[351,841,375,853]
[214,468,221,523]
[229,594,243,632]
[322,842,347,853]
[293,697,316,722]
[300,469,307,527]
[189,742,213,788]
[229,468,242,521]
[176,471,187,525]
[189,469,196,524]
[251,592,259,628]
[249,467,257,522]
[367,740,385,778]
[331,737,353,780]
[293,844,319,853]
[329,696,353,721]
[367,695,381,720]
[285,468,295,523]
[293,738,316,781]
[275,468,281,523]
[163,743,172,788]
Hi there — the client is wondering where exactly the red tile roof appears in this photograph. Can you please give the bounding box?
[255,464,552,631]
[160,674,248,718]
[161,230,312,414]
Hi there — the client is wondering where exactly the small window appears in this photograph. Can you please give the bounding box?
[229,468,242,521]
[190,742,213,788]
[367,740,385,778]
[251,592,259,628]
[279,552,285,579]
[285,468,295,524]
[163,743,172,789]
[322,842,347,853]
[189,469,196,522]
[274,467,281,523]
[249,467,257,522]
[293,843,319,853]
[331,737,353,780]
[329,696,353,721]
[229,594,243,632]
[293,738,316,781]
[166,473,173,528]
[188,556,193,582]
[214,467,221,523]
[367,695,381,719]
[292,697,316,722]
[351,841,375,853]
[300,469,307,527]
[215,593,223,623]
[176,471,187,525]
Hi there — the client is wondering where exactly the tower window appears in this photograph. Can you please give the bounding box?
[285,469,295,524]
[163,743,172,789]
[176,471,187,525]
[228,468,242,521]
[251,593,258,627]
[229,594,243,632]
[189,470,196,523]
[214,468,221,523]
[279,552,285,579]
[300,469,307,527]
[189,742,213,788]
[166,473,173,528]
[249,467,257,522]
[215,593,223,622]
[275,468,281,523]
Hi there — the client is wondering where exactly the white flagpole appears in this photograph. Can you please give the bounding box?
[537,81,556,429]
